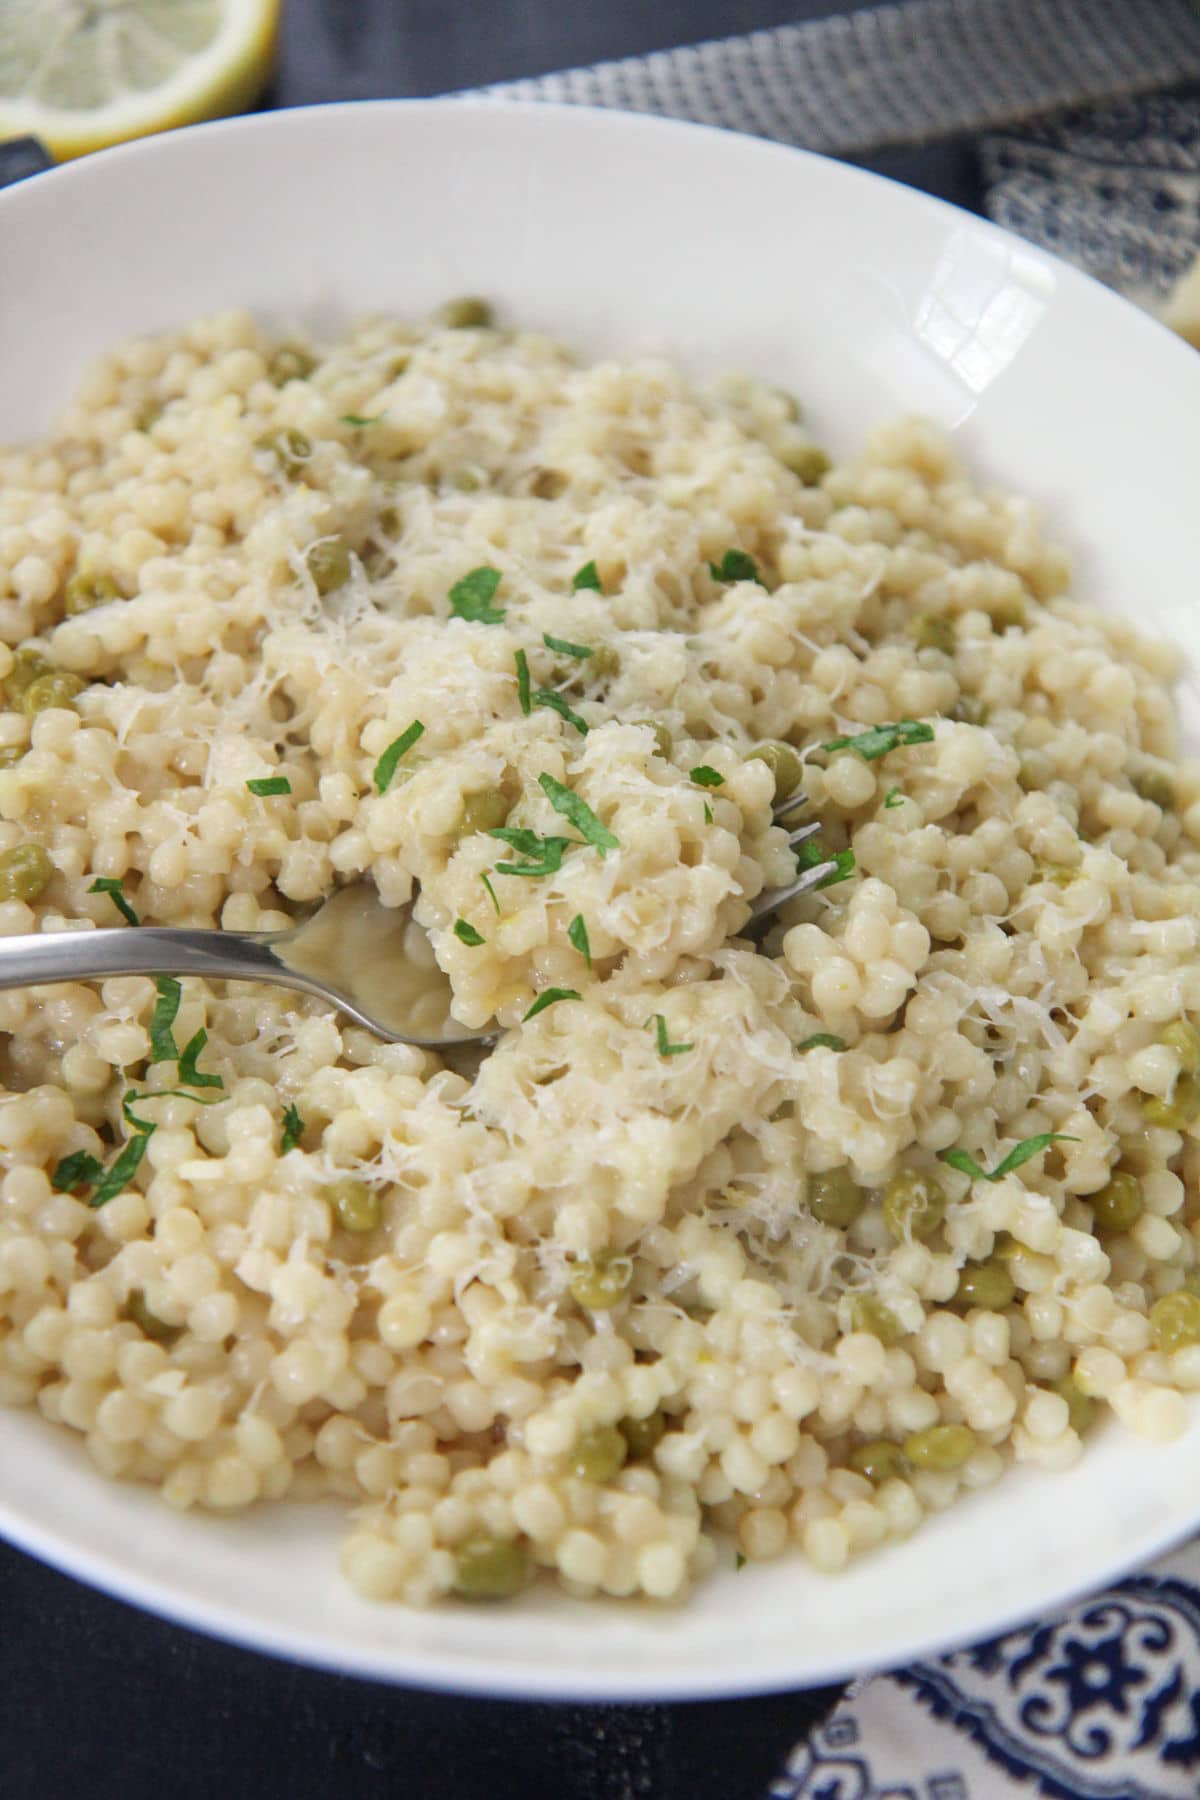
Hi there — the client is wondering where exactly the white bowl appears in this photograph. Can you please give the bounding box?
[2,100,1200,1702]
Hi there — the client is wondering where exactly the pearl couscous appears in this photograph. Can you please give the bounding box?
[1,303,1199,1607]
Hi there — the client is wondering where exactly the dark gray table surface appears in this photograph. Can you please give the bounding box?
[1,5,986,1796]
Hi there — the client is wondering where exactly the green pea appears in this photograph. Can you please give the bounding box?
[4,647,52,708]
[808,1167,864,1229]
[452,1535,530,1600]
[634,720,673,759]
[910,613,955,654]
[1162,1020,1200,1075]
[326,1178,381,1234]
[269,345,316,386]
[847,1294,905,1345]
[21,672,85,716]
[455,788,511,838]
[1052,1374,1095,1436]
[619,1411,665,1461]
[64,571,122,616]
[1090,1171,1144,1235]
[1142,1074,1200,1130]
[1132,766,1175,811]
[951,695,989,727]
[989,593,1027,631]
[126,1289,180,1344]
[848,1439,907,1484]
[571,1423,628,1483]
[305,536,352,596]
[1149,1290,1200,1353]
[256,428,312,476]
[438,297,493,330]
[586,645,620,679]
[883,1169,946,1242]
[749,740,804,802]
[568,1251,632,1311]
[902,1423,975,1471]
[0,843,53,903]
[781,445,831,484]
[952,1260,1015,1312]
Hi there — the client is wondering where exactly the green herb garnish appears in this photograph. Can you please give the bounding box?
[884,787,905,809]
[178,1028,223,1091]
[567,914,591,965]
[690,766,724,788]
[51,1150,104,1195]
[940,1133,1079,1184]
[572,561,602,593]
[648,1014,693,1057]
[373,719,425,793]
[523,987,581,1022]
[735,1552,747,1571]
[481,872,501,914]
[795,841,856,889]
[449,566,505,623]
[246,776,291,797]
[538,773,619,852]
[543,633,593,660]
[708,549,763,586]
[488,826,575,878]
[533,689,588,734]
[515,648,532,717]
[341,414,380,427]
[89,876,139,927]
[822,720,935,761]
[454,918,485,947]
[797,1033,846,1052]
[703,801,713,823]
[149,976,181,1064]
[53,1101,158,1208]
[280,1103,306,1154]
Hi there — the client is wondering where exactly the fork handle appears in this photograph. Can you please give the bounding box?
[0,925,313,995]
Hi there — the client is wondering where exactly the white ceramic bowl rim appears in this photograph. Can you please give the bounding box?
[2,98,1200,1701]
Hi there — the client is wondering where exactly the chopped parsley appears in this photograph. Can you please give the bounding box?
[53,1095,159,1208]
[797,1033,847,1053]
[340,414,380,427]
[703,801,713,824]
[822,720,935,762]
[648,1014,693,1057]
[488,826,575,878]
[280,1103,306,1154]
[884,787,905,809]
[523,987,581,1022]
[449,566,505,623]
[538,773,619,852]
[567,913,591,965]
[149,976,181,1064]
[708,549,763,586]
[454,918,485,947]
[940,1133,1079,1184]
[572,561,602,593]
[373,719,425,793]
[543,633,593,660]
[178,1028,223,1091]
[735,1552,747,1571]
[50,1150,104,1195]
[515,648,532,717]
[89,876,139,927]
[246,776,291,797]
[533,689,588,734]
[480,872,501,914]
[796,840,856,889]
[690,766,724,788]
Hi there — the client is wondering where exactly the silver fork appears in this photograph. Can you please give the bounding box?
[0,796,833,1046]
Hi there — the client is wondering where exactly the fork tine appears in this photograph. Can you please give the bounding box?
[748,860,837,921]
[772,790,809,824]
[787,820,822,850]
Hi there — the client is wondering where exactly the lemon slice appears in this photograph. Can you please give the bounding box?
[0,0,279,162]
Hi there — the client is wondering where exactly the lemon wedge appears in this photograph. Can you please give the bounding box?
[0,0,279,162]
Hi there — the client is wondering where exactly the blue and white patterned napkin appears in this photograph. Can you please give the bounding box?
[478,5,1200,1793]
